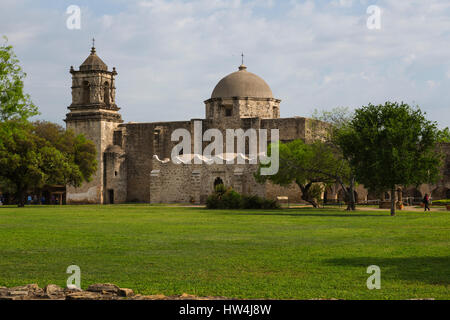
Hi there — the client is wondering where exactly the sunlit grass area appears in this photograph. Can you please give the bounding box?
[0,205,448,299]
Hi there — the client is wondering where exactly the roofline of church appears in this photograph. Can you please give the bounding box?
[204,97,282,104]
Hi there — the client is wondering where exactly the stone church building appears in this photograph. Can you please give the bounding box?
[65,46,450,205]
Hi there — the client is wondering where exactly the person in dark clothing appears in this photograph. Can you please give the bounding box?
[423,194,431,212]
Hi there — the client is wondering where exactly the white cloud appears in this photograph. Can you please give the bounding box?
[0,0,449,128]
[427,80,440,88]
[331,0,354,8]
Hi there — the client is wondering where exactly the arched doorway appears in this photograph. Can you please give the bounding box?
[446,189,450,199]
[214,177,224,188]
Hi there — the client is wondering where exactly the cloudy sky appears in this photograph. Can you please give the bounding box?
[1,0,449,127]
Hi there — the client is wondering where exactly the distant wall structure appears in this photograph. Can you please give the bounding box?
[65,46,450,204]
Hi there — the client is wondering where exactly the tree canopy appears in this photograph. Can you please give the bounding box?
[0,40,97,206]
[256,139,348,208]
[0,121,97,206]
[312,107,358,210]
[0,37,39,121]
[335,102,443,216]
[437,127,450,143]
[33,121,97,186]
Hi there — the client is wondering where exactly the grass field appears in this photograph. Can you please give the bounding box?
[0,205,448,300]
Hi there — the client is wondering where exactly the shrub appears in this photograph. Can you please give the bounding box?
[222,189,242,209]
[206,186,280,210]
[206,193,220,209]
[261,198,280,209]
[241,195,263,209]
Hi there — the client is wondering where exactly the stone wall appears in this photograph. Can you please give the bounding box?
[122,121,191,202]
[265,182,303,202]
[205,97,281,121]
[104,145,127,204]
[123,115,332,204]
[150,156,266,204]
[66,119,119,204]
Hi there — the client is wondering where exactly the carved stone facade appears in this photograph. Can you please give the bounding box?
[65,48,450,205]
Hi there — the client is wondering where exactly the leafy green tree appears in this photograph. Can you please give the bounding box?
[335,102,443,216]
[256,140,341,208]
[0,41,97,206]
[312,107,358,210]
[0,121,97,207]
[32,121,97,185]
[0,37,39,121]
[0,121,51,206]
[437,127,450,143]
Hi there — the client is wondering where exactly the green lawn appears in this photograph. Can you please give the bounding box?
[0,205,448,300]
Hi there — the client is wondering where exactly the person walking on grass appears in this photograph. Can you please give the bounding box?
[423,194,431,212]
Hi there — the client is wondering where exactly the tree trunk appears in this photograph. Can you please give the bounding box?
[298,182,319,208]
[16,189,25,207]
[346,177,356,211]
[37,189,42,205]
[390,186,396,216]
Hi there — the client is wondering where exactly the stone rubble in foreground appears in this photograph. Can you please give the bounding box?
[0,284,435,300]
[0,283,229,300]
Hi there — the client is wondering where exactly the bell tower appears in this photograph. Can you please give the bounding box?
[65,41,123,204]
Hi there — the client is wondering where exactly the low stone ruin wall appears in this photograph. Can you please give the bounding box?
[0,283,228,300]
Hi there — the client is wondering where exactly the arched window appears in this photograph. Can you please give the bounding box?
[214,177,224,188]
[104,82,110,105]
[224,106,232,117]
[82,81,90,104]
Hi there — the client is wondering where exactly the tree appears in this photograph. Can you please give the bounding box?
[335,102,443,216]
[437,127,450,143]
[0,121,97,207]
[0,121,51,206]
[0,41,96,206]
[0,37,39,121]
[256,140,340,208]
[32,121,97,185]
[312,107,358,210]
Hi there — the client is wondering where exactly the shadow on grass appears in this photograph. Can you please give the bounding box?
[325,256,450,285]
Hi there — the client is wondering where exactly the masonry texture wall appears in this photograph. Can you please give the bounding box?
[66,120,120,204]
[150,157,266,204]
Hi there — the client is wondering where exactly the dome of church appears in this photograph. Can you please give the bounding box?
[80,47,108,71]
[211,65,273,99]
